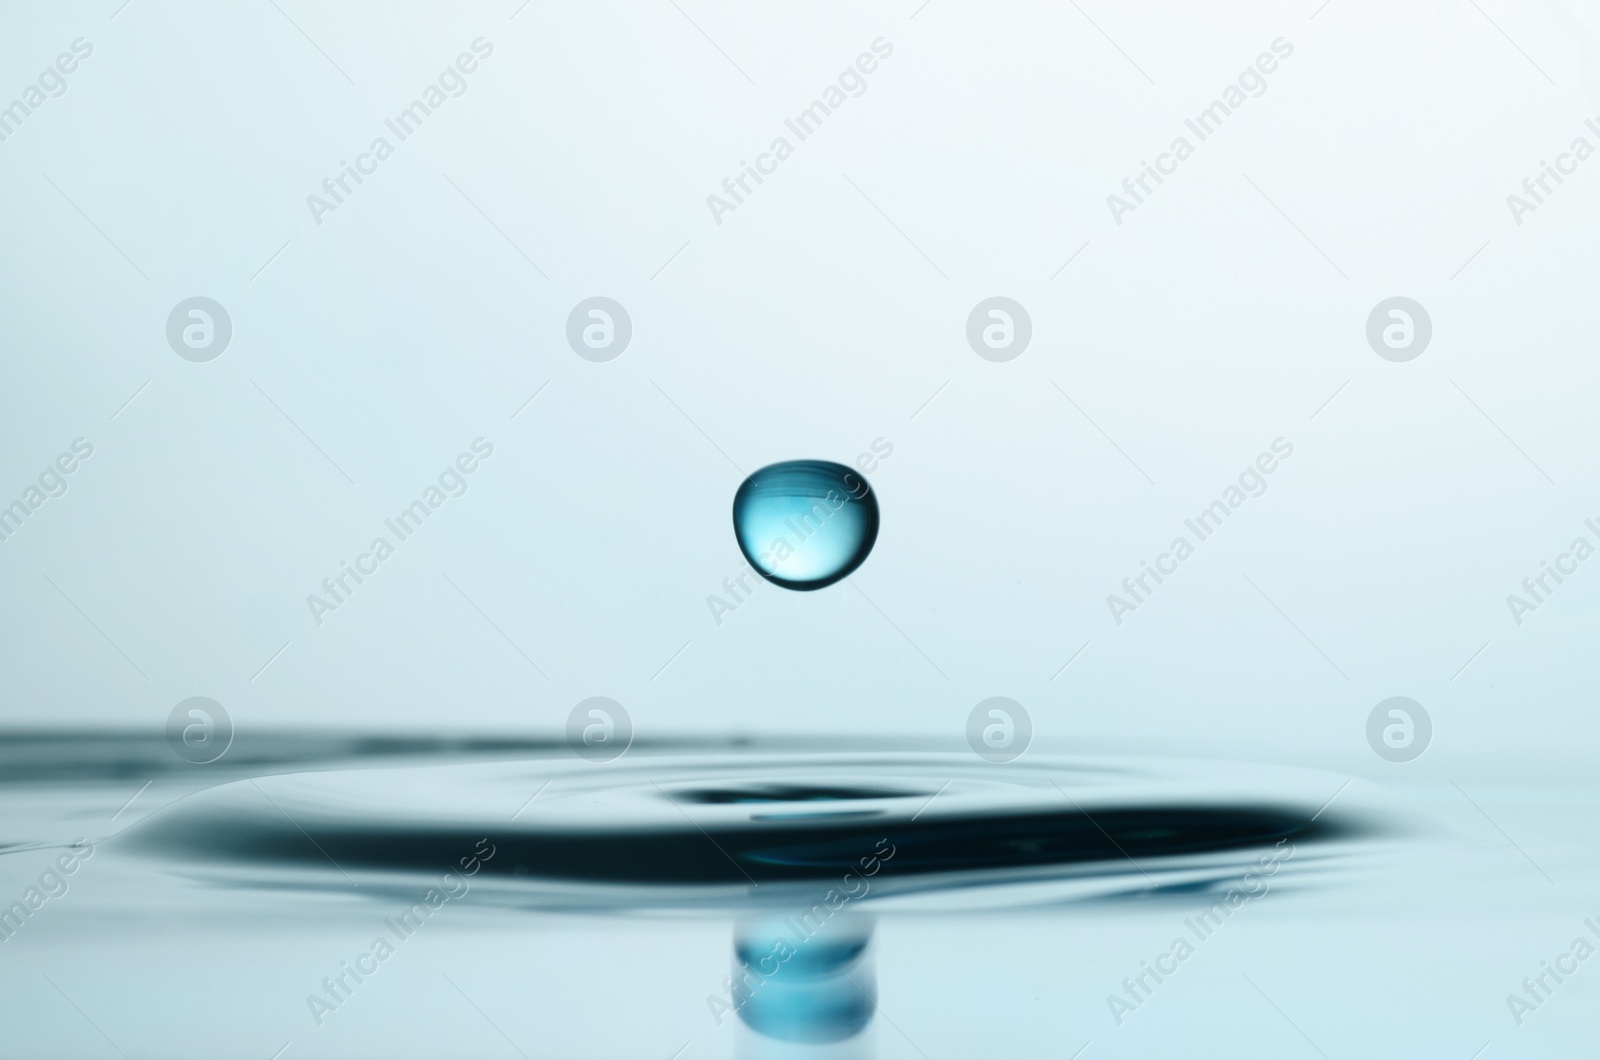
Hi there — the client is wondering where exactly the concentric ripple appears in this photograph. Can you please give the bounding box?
[127,752,1378,911]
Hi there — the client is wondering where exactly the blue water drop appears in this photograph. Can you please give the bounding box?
[732,460,879,591]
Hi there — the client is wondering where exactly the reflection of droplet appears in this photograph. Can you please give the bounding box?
[732,461,879,590]
[733,915,875,1044]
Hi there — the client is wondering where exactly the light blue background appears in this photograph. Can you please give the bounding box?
[5,0,1595,784]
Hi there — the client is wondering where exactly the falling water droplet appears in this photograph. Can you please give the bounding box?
[732,460,880,590]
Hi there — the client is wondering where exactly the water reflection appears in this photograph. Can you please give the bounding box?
[730,915,876,1049]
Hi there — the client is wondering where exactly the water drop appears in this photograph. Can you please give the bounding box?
[732,460,879,590]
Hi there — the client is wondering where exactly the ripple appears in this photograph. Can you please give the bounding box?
[125,752,1379,912]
